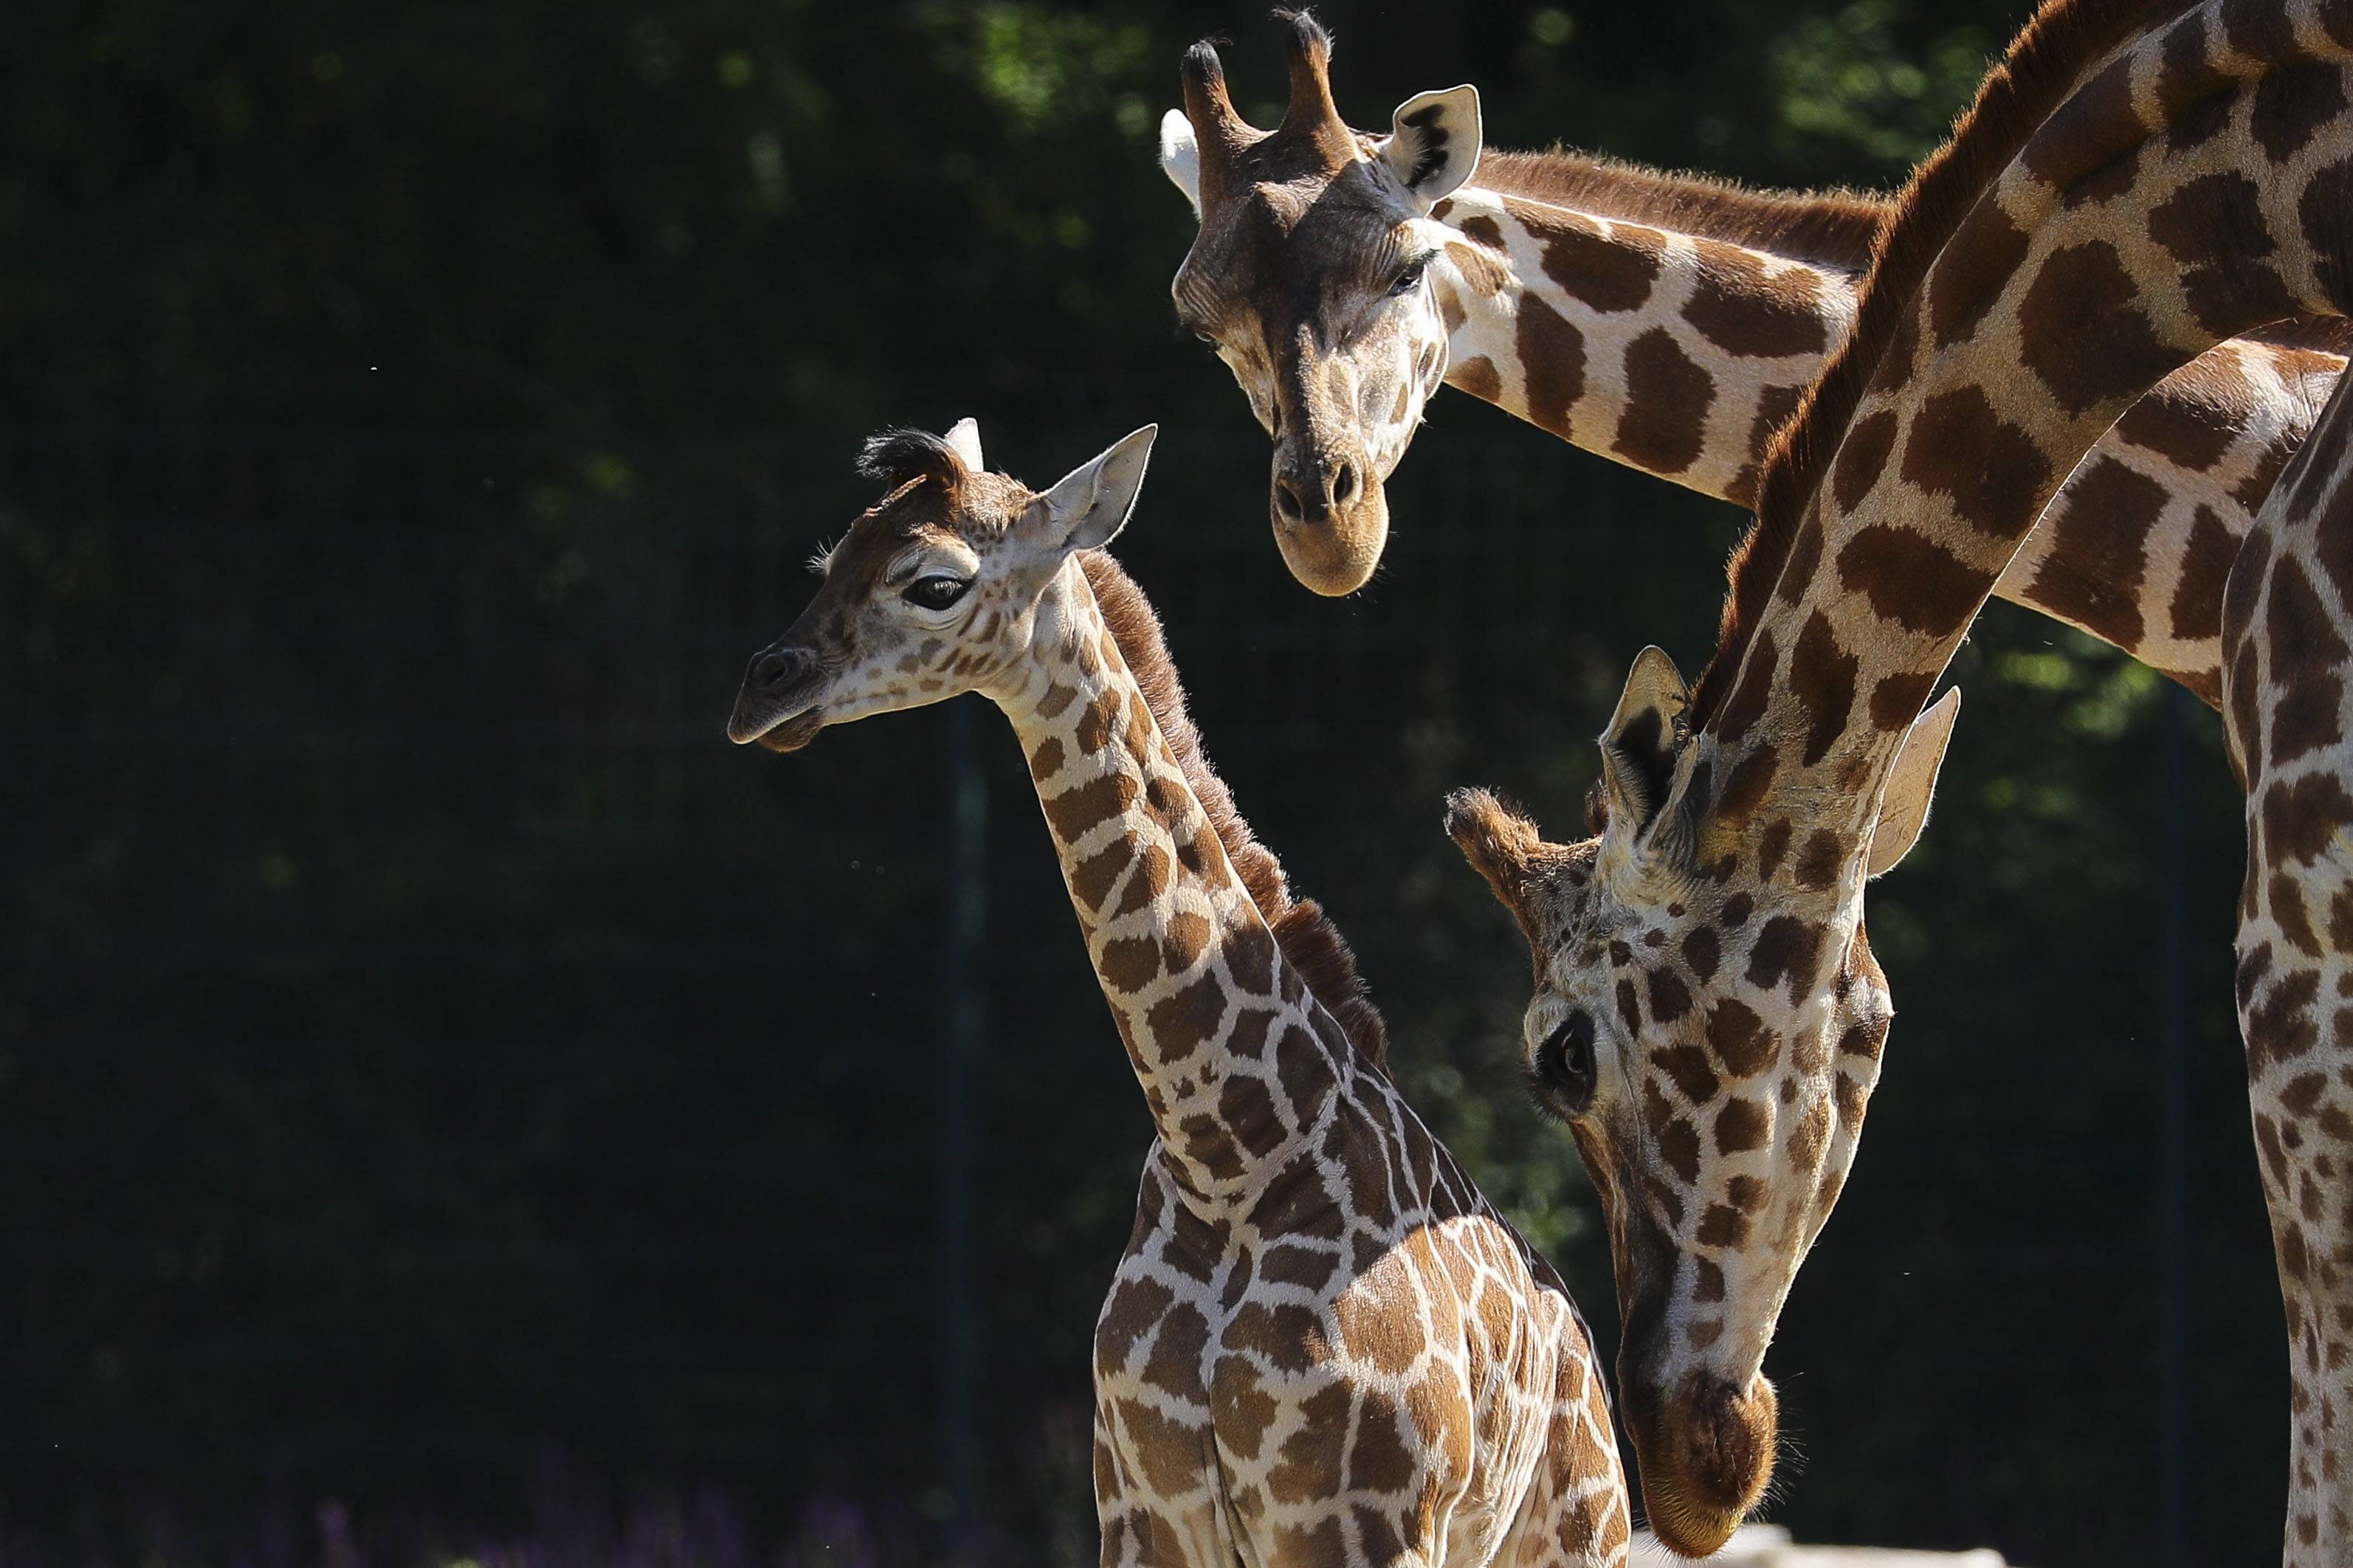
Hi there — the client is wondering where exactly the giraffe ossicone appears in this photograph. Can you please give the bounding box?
[1161,12,2346,711]
[731,421,1631,1566]
[1448,0,2353,1558]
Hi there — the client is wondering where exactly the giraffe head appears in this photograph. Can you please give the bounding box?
[1159,11,1480,595]
[725,420,1156,750]
[1446,648,1960,1556]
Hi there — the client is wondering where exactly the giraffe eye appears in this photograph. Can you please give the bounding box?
[1388,255,1430,295]
[903,575,971,612]
[1533,1010,1598,1114]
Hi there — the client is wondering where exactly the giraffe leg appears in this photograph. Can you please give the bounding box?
[2236,874,2353,1567]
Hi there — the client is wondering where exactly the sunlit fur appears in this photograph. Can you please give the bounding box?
[1456,0,2353,1557]
[727,429,1385,1068]
[1447,782,1888,1555]
[1165,13,1452,595]
[731,426,1633,1563]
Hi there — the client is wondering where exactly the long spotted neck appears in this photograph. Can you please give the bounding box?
[1424,168,2340,703]
[991,561,1356,1206]
[1428,181,1864,509]
[1701,7,2353,844]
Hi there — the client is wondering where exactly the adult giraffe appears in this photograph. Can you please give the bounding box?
[1444,0,2353,1558]
[727,421,1628,1565]
[1159,13,2344,708]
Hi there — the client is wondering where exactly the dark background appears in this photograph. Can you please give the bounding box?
[0,2,2284,1564]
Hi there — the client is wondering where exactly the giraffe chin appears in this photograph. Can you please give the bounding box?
[752,708,827,753]
[1626,1372,1778,1559]
[1269,483,1389,596]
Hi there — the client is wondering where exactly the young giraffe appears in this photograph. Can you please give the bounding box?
[1442,0,2353,1557]
[1159,13,2346,705]
[726,421,1628,1566]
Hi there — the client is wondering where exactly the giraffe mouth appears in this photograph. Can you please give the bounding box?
[737,705,827,753]
[1622,1370,1779,1558]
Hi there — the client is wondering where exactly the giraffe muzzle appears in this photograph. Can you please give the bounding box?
[726,645,828,750]
[1267,451,1390,595]
[1622,1368,1779,1558]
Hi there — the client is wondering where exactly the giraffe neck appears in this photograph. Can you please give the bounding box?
[989,559,1357,1206]
[1698,7,2353,843]
[1429,176,1867,509]
[1424,162,2341,704]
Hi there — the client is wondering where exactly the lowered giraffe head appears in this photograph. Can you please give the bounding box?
[1160,10,1480,595]
[725,420,1155,750]
[1445,649,1960,1556]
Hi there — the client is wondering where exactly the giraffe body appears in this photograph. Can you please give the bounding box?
[2222,368,2353,1558]
[1160,14,2347,704]
[1442,0,2353,1557]
[728,424,1627,1566]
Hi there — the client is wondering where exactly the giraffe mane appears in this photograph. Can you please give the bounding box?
[857,426,970,499]
[1078,551,1388,1068]
[2245,314,2353,355]
[1472,149,1887,275]
[1689,0,2195,730]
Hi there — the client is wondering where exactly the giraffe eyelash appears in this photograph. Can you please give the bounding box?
[1520,1064,1565,1120]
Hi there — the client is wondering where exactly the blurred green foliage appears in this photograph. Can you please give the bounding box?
[0,2,2285,1564]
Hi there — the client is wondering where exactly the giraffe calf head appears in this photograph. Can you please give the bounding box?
[725,421,1155,750]
[1159,13,1480,595]
[1447,648,1960,1557]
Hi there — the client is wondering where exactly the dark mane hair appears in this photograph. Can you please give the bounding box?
[856,427,969,497]
[1078,552,1388,1068]
[1473,149,1887,274]
[1689,0,2194,728]
[2246,314,2353,356]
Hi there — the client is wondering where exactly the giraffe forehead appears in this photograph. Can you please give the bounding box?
[822,473,1031,589]
[1182,171,1417,322]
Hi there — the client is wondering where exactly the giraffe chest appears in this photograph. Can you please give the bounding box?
[1089,1156,1574,1564]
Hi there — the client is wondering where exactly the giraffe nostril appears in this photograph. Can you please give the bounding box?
[1331,462,1358,507]
[754,648,805,688]
[1272,474,1306,523]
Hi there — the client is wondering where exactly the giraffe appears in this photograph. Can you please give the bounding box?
[2222,367,2353,1566]
[725,420,1629,1566]
[1158,11,2346,708]
[1438,0,2353,1557]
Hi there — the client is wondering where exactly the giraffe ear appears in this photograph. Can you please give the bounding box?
[1382,86,1480,207]
[1160,109,1204,216]
[1867,687,1961,877]
[943,418,985,474]
[1027,425,1158,557]
[1598,646,1689,843]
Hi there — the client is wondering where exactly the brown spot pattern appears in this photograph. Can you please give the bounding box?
[2171,505,2239,643]
[1926,201,2029,349]
[1707,998,1776,1077]
[1900,385,2055,537]
[1611,328,1714,475]
[1746,915,1825,1004]
[1684,244,1830,359]
[1453,354,1502,404]
[1539,219,1662,314]
[1836,524,2002,638]
[2018,241,2176,417]
[1789,610,1859,767]
[2025,456,2166,650]
[1517,297,1588,438]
